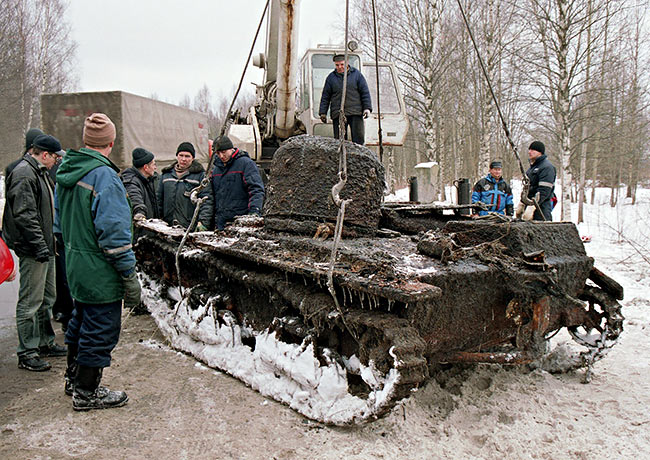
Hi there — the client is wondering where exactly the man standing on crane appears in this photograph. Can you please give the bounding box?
[318,54,372,145]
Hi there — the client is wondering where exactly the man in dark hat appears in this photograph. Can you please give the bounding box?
[120,148,159,228]
[3,134,67,372]
[318,54,372,145]
[471,160,514,216]
[4,127,44,187]
[210,135,265,230]
[524,141,556,221]
[157,142,213,230]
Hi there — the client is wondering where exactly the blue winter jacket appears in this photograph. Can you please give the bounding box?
[471,174,514,216]
[211,149,265,230]
[526,154,556,221]
[318,66,372,118]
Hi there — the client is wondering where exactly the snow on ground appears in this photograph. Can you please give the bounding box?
[1,177,647,458]
[140,183,649,458]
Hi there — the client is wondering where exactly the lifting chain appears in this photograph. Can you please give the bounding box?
[326,0,358,343]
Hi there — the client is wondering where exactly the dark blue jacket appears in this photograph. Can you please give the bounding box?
[318,66,372,118]
[526,154,556,221]
[210,149,265,230]
[472,174,514,216]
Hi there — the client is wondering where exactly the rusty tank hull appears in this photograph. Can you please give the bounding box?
[136,135,624,425]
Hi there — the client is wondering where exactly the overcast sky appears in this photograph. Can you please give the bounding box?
[67,0,346,105]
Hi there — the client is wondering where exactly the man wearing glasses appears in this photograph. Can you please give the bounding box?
[2,134,67,372]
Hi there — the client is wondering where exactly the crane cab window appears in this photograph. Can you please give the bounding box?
[311,53,361,118]
[363,64,402,114]
[300,62,309,111]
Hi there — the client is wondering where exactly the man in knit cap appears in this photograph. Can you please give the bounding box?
[55,113,140,410]
[3,133,66,372]
[210,135,264,230]
[523,141,556,221]
[120,148,159,233]
[157,141,213,231]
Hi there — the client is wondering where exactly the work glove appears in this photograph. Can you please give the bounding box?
[248,208,261,216]
[133,213,146,221]
[363,109,371,119]
[122,271,142,308]
[196,222,208,232]
[515,202,526,219]
[319,114,327,123]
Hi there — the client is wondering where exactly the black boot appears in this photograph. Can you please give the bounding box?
[64,344,78,396]
[72,365,128,411]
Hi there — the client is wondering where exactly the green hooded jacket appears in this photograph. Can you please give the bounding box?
[56,148,136,304]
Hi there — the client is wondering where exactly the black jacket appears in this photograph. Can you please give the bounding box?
[210,149,265,230]
[120,167,159,219]
[526,154,556,221]
[319,66,372,118]
[157,160,213,230]
[2,154,55,259]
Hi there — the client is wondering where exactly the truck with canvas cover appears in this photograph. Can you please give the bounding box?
[40,90,210,170]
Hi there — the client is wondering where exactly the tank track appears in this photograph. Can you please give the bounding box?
[137,236,429,425]
[568,283,624,382]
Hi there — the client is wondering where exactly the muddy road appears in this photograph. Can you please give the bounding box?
[1,301,649,459]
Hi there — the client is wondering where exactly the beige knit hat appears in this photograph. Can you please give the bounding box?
[83,113,116,147]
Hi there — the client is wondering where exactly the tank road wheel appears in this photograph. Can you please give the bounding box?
[568,285,624,382]
[342,310,429,418]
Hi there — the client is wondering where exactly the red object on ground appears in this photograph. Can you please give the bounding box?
[0,237,15,284]
[581,235,592,243]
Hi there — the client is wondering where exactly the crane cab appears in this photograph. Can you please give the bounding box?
[234,46,409,167]
[297,47,409,147]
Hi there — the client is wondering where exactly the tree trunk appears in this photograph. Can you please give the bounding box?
[577,0,593,223]
[556,0,572,222]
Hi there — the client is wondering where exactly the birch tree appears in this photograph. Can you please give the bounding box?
[518,0,620,220]
[0,0,76,167]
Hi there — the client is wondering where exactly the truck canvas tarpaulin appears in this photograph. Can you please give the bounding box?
[40,91,210,169]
